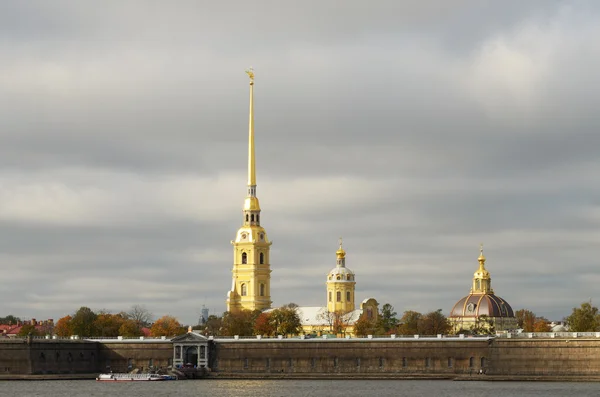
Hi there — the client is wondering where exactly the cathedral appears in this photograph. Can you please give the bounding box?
[225,70,378,336]
[449,246,517,333]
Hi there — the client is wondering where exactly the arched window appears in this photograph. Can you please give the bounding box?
[347,274,351,280]
[241,283,247,296]
[469,357,474,368]
[241,252,247,264]
[251,214,254,222]
[480,357,486,368]
[245,214,249,222]
[346,291,351,302]
[260,252,264,264]
[260,284,265,296]
[328,291,332,302]
[336,291,341,302]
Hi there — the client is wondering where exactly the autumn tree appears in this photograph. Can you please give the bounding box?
[566,301,600,332]
[94,312,126,337]
[397,311,422,335]
[254,312,275,336]
[17,324,41,337]
[533,317,551,332]
[54,315,73,337]
[70,307,98,336]
[221,310,260,336]
[118,319,143,337]
[150,315,185,337]
[377,303,399,333]
[470,315,495,335]
[515,309,537,332]
[317,309,353,335]
[269,305,302,336]
[418,309,451,335]
[353,313,380,337]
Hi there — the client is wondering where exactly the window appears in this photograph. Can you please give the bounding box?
[379,357,384,368]
[175,346,181,359]
[260,284,265,297]
[260,252,264,264]
[257,215,260,222]
[311,358,316,369]
[346,291,351,301]
[149,358,153,368]
[241,252,247,264]
[402,357,407,368]
[469,357,474,368]
[347,274,351,280]
[266,358,270,369]
[288,358,293,368]
[243,358,249,369]
[200,346,206,359]
[245,214,249,222]
[39,353,45,360]
[128,358,134,369]
[480,357,486,368]
[448,357,453,368]
[241,283,247,296]
[329,291,332,302]
[356,358,361,367]
[333,357,338,368]
[337,291,341,302]
[251,214,255,222]
[425,357,430,368]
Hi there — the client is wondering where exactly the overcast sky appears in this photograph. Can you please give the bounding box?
[1,1,599,326]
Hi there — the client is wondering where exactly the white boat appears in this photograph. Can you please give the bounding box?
[96,373,168,381]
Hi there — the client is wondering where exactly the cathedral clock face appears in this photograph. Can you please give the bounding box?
[466,303,475,313]
[241,233,247,240]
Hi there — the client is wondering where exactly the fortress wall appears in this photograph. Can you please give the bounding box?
[98,341,172,373]
[213,339,491,375]
[29,340,99,374]
[0,340,32,374]
[490,338,600,376]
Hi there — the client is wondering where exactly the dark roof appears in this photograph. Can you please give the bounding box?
[449,293,515,318]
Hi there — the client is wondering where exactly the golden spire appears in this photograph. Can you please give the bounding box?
[478,243,486,264]
[336,237,346,259]
[246,67,256,189]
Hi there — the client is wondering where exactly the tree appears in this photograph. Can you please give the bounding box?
[378,303,398,333]
[70,307,98,336]
[150,315,185,337]
[566,301,600,332]
[317,309,353,335]
[221,310,260,336]
[118,319,143,337]
[515,309,536,332]
[397,311,422,335]
[253,312,275,336]
[0,315,20,325]
[203,315,223,336]
[418,309,451,335]
[17,324,41,337]
[54,315,73,337]
[94,312,126,337]
[127,304,153,327]
[268,306,302,336]
[533,317,551,332]
[470,315,495,335]
[353,313,379,337]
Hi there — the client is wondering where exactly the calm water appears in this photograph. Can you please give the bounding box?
[2,379,598,397]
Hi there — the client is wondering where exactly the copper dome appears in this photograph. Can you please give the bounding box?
[450,293,514,318]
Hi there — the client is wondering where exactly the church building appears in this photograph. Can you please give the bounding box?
[449,245,517,333]
[226,68,272,313]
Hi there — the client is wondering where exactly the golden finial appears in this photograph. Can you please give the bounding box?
[245,67,255,84]
[478,243,486,262]
[336,237,346,259]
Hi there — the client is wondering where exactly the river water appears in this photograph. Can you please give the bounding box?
[3,379,598,396]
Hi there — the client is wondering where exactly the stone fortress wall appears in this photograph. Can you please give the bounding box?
[3,334,600,378]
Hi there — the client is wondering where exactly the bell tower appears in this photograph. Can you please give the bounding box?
[326,238,356,313]
[226,68,272,313]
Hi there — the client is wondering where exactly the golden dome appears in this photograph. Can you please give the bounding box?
[336,237,346,259]
[243,197,261,211]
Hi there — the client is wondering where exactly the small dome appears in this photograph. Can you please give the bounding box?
[450,293,514,318]
[327,266,355,281]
